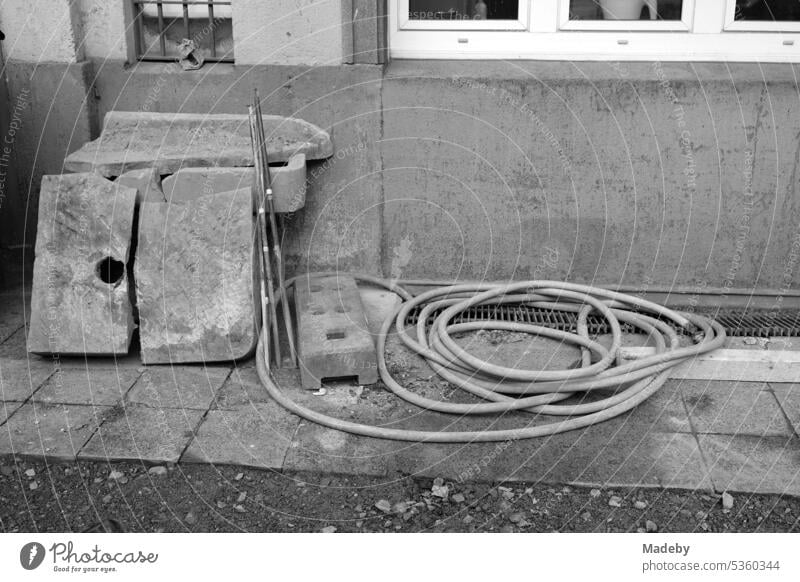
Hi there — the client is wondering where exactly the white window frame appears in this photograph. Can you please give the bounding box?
[389,0,800,62]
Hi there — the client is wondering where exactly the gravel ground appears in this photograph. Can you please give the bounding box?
[1,459,798,533]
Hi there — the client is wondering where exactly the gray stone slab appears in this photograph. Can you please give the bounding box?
[0,403,111,460]
[33,367,140,406]
[0,358,56,401]
[79,405,205,463]
[27,173,137,355]
[214,366,271,409]
[0,289,27,344]
[181,402,299,468]
[770,383,800,436]
[116,167,166,205]
[135,188,257,364]
[64,111,333,176]
[697,434,800,496]
[126,366,230,410]
[681,380,792,437]
[161,154,307,212]
[0,401,25,425]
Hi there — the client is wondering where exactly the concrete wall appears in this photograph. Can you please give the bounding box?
[381,60,800,298]
[0,0,83,63]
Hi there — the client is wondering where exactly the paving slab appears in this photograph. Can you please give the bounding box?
[381,384,708,489]
[0,288,27,344]
[33,367,140,406]
[27,173,137,355]
[680,380,792,437]
[0,328,27,359]
[0,403,111,461]
[126,366,230,410]
[0,358,56,402]
[135,188,257,364]
[181,402,299,469]
[79,405,206,464]
[64,111,333,176]
[116,167,166,205]
[0,401,25,425]
[214,366,271,409]
[770,383,800,437]
[697,434,800,496]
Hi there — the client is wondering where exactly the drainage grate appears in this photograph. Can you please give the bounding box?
[405,305,800,338]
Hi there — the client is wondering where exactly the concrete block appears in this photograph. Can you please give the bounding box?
[161,153,307,212]
[295,274,378,389]
[64,111,332,176]
[116,167,166,205]
[135,187,257,364]
[125,366,230,410]
[0,403,111,461]
[27,173,137,356]
[33,367,141,406]
[78,404,205,463]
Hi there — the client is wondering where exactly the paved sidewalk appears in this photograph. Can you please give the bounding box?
[1,287,799,496]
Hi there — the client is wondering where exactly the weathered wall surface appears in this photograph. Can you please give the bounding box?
[232,0,344,66]
[92,62,383,274]
[381,61,800,296]
[0,0,82,62]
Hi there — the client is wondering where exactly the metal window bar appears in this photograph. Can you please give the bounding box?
[132,1,233,62]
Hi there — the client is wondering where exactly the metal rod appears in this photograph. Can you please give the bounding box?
[249,106,282,366]
[182,2,190,40]
[208,2,217,58]
[253,90,298,366]
[157,2,167,57]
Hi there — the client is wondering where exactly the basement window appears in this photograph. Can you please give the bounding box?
[389,0,800,62]
[132,0,234,62]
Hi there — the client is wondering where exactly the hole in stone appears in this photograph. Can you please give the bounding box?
[96,256,125,285]
[310,285,323,292]
[326,330,346,341]
[269,161,289,168]
[335,305,350,313]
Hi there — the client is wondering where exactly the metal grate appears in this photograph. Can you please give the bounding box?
[133,1,233,62]
[406,305,800,338]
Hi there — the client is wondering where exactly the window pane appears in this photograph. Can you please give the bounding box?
[569,0,683,21]
[408,0,518,21]
[735,1,800,22]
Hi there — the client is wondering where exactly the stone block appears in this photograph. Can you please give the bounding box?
[64,111,332,176]
[27,173,137,356]
[116,167,166,205]
[295,275,378,389]
[161,153,307,212]
[135,188,257,364]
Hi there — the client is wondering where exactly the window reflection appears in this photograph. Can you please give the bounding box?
[569,0,683,21]
[408,0,519,21]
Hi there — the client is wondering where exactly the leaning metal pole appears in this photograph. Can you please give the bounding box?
[253,89,298,366]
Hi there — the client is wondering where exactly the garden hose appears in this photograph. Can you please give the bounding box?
[255,273,726,443]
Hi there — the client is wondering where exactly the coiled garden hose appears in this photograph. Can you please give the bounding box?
[255,273,726,443]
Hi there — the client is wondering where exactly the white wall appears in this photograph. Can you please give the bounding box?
[0,0,82,62]
[77,0,129,61]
